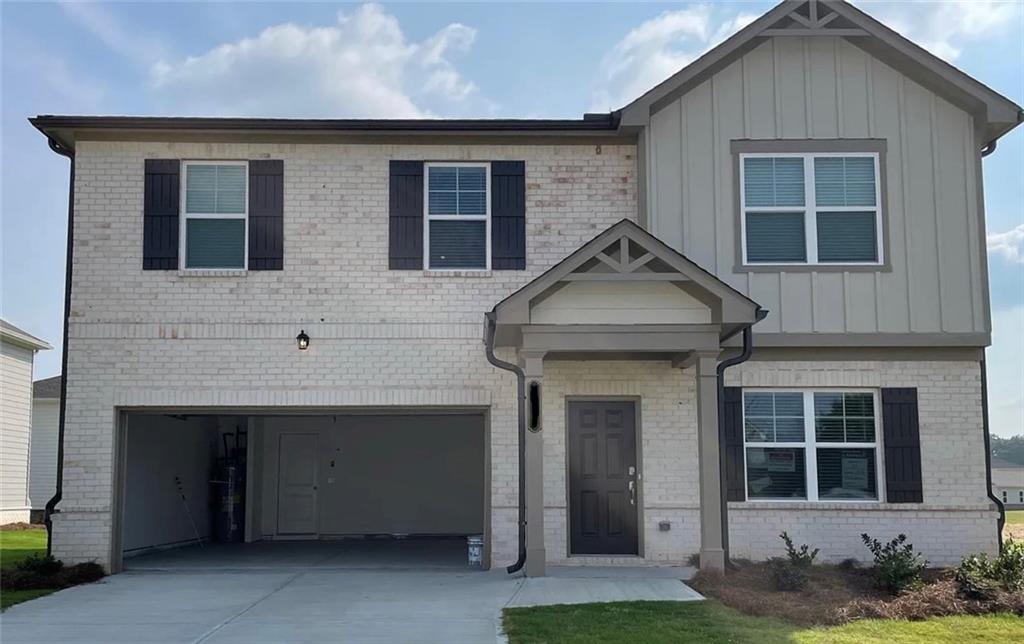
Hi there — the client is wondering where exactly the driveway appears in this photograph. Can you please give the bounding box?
[1,565,700,643]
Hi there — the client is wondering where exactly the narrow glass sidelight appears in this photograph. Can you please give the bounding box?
[527,380,542,432]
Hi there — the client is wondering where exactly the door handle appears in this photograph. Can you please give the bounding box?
[628,480,636,506]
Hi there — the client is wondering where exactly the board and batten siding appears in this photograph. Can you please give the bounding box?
[1,341,34,517]
[644,37,986,337]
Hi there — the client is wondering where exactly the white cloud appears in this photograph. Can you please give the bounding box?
[150,4,484,118]
[988,224,1024,265]
[591,5,758,112]
[856,0,1020,62]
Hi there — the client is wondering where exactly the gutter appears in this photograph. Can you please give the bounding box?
[981,357,1006,550]
[716,310,767,568]
[483,312,527,574]
[43,136,75,557]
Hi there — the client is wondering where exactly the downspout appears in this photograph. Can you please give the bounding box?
[981,358,1005,550]
[981,140,997,157]
[716,312,766,568]
[484,312,527,574]
[44,136,75,557]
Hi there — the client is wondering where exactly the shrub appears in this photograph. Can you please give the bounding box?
[955,539,1024,599]
[860,533,927,594]
[769,532,819,591]
[0,556,104,591]
[16,553,64,576]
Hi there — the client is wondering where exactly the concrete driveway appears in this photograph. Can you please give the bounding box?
[1,543,700,643]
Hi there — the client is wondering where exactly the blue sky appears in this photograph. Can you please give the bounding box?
[1,1,1021,435]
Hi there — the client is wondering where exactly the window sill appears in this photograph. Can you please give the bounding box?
[422,270,492,278]
[734,263,891,273]
[177,269,248,278]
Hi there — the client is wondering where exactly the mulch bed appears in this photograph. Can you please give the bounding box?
[0,522,44,532]
[690,560,1021,626]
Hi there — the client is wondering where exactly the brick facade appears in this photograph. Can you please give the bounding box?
[53,138,997,570]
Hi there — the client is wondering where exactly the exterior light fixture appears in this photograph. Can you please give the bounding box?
[296,330,310,351]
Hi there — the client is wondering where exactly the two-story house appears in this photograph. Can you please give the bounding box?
[31,0,1021,576]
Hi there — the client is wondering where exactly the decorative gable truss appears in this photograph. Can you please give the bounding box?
[762,0,868,37]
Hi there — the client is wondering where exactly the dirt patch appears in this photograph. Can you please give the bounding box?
[690,561,1014,627]
[1004,524,1024,541]
[0,522,44,532]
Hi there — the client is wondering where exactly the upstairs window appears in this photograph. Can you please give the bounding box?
[425,163,489,270]
[182,161,248,270]
[740,153,882,266]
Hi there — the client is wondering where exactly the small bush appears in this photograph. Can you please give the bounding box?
[769,532,819,591]
[955,539,1024,599]
[838,558,860,571]
[0,556,104,591]
[861,533,927,594]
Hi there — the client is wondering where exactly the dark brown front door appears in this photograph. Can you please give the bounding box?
[568,400,639,555]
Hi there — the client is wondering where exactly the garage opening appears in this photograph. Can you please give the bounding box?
[116,411,488,571]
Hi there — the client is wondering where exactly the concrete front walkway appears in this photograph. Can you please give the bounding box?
[1,543,701,643]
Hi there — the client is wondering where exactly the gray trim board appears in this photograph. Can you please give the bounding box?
[748,331,991,348]
[731,139,892,273]
[742,346,984,362]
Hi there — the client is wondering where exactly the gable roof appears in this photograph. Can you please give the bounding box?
[0,319,51,351]
[492,219,765,334]
[33,375,62,399]
[618,0,1022,144]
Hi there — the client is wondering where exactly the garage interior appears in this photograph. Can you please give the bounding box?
[117,411,488,571]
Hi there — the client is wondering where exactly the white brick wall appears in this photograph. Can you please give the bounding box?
[55,140,637,566]
[726,359,999,566]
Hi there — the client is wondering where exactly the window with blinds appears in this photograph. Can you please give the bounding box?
[182,162,248,269]
[425,163,489,270]
[743,390,881,502]
[740,153,881,266]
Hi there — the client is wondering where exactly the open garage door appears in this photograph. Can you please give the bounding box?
[116,411,488,571]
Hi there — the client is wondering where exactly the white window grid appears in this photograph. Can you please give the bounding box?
[423,162,491,271]
[742,388,884,503]
[739,152,883,266]
[179,160,249,271]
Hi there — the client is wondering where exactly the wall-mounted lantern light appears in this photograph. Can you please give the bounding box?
[296,330,310,351]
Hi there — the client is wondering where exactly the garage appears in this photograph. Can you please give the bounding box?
[114,410,489,571]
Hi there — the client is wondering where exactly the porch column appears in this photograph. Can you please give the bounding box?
[695,350,725,572]
[521,350,546,577]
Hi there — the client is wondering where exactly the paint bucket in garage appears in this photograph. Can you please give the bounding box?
[467,535,484,567]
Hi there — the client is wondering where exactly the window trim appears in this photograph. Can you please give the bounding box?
[423,161,491,272]
[179,160,249,271]
[742,388,885,503]
[739,152,883,267]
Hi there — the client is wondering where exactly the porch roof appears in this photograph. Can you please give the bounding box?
[490,220,765,355]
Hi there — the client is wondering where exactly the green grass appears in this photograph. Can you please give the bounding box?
[502,601,1024,644]
[1004,510,1024,525]
[0,527,56,610]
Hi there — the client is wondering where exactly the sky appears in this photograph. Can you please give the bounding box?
[1,1,1021,436]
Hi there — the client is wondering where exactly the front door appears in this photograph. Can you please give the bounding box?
[568,400,639,555]
[277,433,319,535]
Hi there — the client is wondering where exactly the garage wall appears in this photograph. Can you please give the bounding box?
[123,415,218,552]
[259,414,485,537]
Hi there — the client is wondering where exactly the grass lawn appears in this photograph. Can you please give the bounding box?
[1,526,56,610]
[502,601,1024,644]
[1005,510,1024,525]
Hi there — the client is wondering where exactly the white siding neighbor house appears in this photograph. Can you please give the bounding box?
[29,0,1022,575]
[30,375,62,522]
[992,458,1024,510]
[0,320,51,524]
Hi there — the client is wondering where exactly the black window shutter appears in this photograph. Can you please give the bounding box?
[721,386,746,502]
[389,161,424,270]
[881,388,924,503]
[491,161,526,270]
[143,159,180,270]
[249,160,284,270]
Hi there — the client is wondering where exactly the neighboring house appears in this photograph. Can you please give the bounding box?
[29,375,62,522]
[30,1,1022,574]
[992,458,1024,510]
[0,320,51,524]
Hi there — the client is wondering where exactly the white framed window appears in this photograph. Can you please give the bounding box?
[739,152,882,266]
[180,161,248,270]
[424,162,490,271]
[742,389,883,502]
